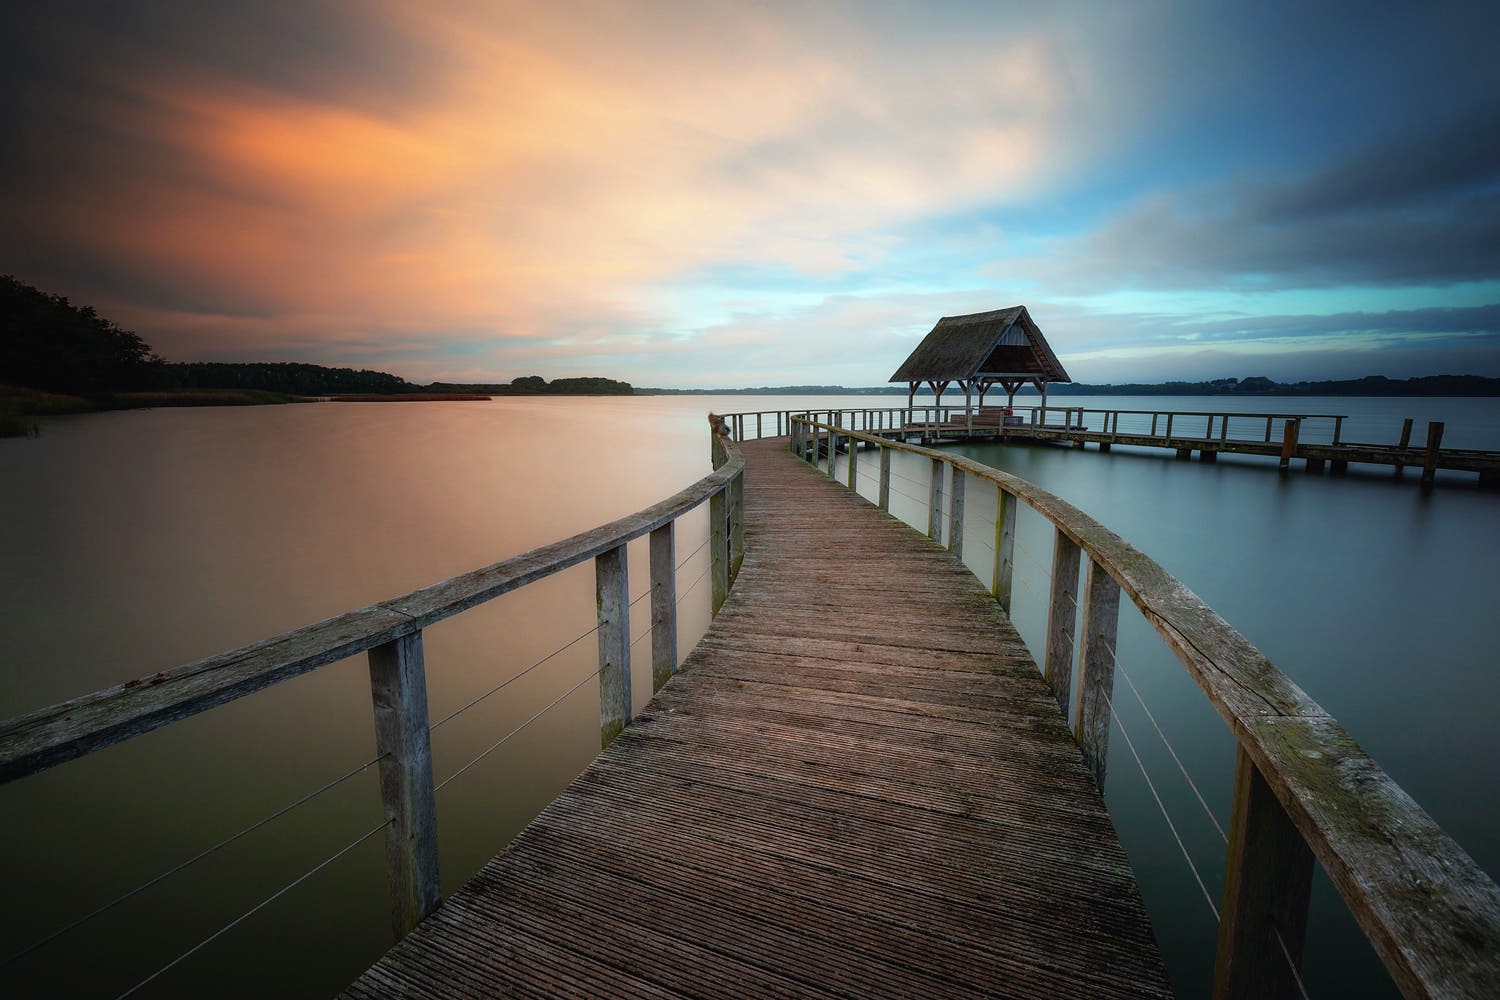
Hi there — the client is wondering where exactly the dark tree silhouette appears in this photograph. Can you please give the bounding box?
[1,275,161,392]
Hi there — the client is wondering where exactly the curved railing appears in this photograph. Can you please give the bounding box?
[0,431,745,945]
[787,414,1500,1000]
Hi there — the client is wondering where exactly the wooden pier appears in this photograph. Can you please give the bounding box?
[342,437,1172,999]
[898,405,1500,487]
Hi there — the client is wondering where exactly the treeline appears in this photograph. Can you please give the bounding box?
[431,376,633,395]
[1,275,634,399]
[160,362,415,396]
[2,274,161,392]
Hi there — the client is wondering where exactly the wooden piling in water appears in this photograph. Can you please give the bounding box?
[1422,421,1445,486]
[1394,418,1414,477]
[1279,419,1299,472]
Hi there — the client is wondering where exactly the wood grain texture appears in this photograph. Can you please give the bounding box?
[342,436,1172,999]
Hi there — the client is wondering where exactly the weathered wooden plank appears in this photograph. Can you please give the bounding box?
[343,436,1171,999]
[0,604,415,782]
[777,424,1500,1000]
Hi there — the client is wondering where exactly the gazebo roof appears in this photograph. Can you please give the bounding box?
[889,306,1070,385]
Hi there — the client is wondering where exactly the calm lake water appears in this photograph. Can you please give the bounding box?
[1,393,1496,997]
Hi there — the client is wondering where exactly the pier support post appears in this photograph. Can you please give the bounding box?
[1213,747,1314,1000]
[950,467,966,560]
[1076,559,1121,789]
[367,632,441,939]
[649,524,677,691]
[1422,421,1444,487]
[1044,529,1082,716]
[993,488,1017,612]
[1393,418,1413,477]
[596,544,630,748]
[1279,419,1299,473]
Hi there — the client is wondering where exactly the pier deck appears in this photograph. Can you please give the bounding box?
[342,437,1172,999]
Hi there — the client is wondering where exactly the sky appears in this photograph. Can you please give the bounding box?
[2,1,1498,388]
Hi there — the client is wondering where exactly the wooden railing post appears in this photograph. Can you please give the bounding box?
[950,467,966,560]
[649,523,677,692]
[1076,558,1121,788]
[878,446,891,511]
[992,488,1016,611]
[729,468,744,582]
[367,632,441,939]
[847,432,859,490]
[596,544,630,748]
[1213,746,1314,1000]
[1044,529,1081,715]
[928,457,944,541]
[710,484,729,615]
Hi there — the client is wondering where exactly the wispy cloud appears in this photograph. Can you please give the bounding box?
[2,1,1497,384]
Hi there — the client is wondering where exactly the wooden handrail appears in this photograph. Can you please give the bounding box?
[0,429,744,941]
[789,415,1500,1000]
[0,447,744,784]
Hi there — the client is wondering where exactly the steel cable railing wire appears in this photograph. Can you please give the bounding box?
[1102,637,1228,844]
[675,534,712,574]
[1098,676,1222,921]
[1097,638,1313,996]
[113,817,391,999]
[431,531,714,758]
[428,623,599,734]
[434,654,602,794]
[0,752,385,969]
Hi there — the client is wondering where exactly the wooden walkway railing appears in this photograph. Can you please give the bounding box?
[342,435,1173,998]
[0,433,745,944]
[790,415,1500,998]
[720,406,1500,487]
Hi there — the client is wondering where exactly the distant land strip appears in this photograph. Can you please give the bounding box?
[638,374,1500,397]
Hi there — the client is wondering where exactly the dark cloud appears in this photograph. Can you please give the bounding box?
[1,1,444,112]
[1183,304,1500,344]
[1058,106,1500,292]
[1252,108,1500,222]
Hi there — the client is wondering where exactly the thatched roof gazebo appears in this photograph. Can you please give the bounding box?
[890,306,1070,412]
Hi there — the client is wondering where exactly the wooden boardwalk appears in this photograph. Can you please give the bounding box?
[342,438,1172,999]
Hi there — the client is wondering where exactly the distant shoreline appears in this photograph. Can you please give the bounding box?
[637,374,1500,398]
